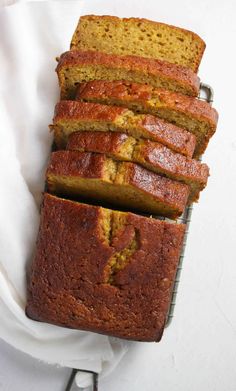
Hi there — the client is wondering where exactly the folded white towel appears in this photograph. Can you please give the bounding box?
[0,1,128,387]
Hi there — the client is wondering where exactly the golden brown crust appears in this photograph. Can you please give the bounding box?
[123,162,189,213]
[67,131,130,156]
[52,100,196,157]
[136,140,209,202]
[54,99,125,122]
[56,50,200,98]
[70,15,205,72]
[139,140,209,183]
[46,151,189,218]
[47,150,107,179]
[67,131,209,203]
[77,80,218,127]
[77,80,218,157]
[26,193,185,341]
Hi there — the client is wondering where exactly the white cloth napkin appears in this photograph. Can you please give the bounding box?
[0,1,128,387]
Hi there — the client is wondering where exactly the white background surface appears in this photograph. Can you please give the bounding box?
[1,0,236,390]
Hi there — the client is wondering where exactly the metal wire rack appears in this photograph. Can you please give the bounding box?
[166,82,214,326]
[65,369,98,391]
[64,83,214,391]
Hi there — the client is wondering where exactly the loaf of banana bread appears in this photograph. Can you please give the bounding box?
[46,151,189,218]
[67,131,209,203]
[51,100,196,157]
[56,50,200,99]
[26,193,185,341]
[70,15,205,72]
[76,80,218,158]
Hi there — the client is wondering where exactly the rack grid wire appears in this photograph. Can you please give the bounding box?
[64,83,214,391]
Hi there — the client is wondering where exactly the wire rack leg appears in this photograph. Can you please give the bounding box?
[64,369,98,391]
[65,369,77,391]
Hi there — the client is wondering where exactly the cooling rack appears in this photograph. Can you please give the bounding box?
[64,83,214,391]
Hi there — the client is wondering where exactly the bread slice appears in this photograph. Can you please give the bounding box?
[51,100,196,157]
[77,80,219,158]
[56,50,200,100]
[26,193,185,341]
[46,151,189,218]
[67,131,209,203]
[70,15,205,72]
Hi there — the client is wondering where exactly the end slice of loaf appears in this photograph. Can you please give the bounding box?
[56,50,200,100]
[51,100,196,157]
[26,193,185,341]
[77,80,218,158]
[70,15,205,72]
[46,151,189,218]
[67,131,209,203]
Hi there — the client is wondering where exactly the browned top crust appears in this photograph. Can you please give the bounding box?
[67,131,130,155]
[54,100,125,123]
[53,100,196,157]
[136,140,209,184]
[77,80,218,126]
[26,193,185,341]
[70,15,205,72]
[56,50,200,97]
[47,150,107,178]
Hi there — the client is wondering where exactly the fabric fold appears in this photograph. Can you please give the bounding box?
[0,0,129,383]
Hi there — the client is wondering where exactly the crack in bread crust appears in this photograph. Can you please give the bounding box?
[104,223,139,284]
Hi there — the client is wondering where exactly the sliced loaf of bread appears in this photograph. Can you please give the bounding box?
[77,80,218,157]
[51,100,196,157]
[70,15,205,72]
[56,51,200,99]
[46,151,189,218]
[67,131,209,203]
